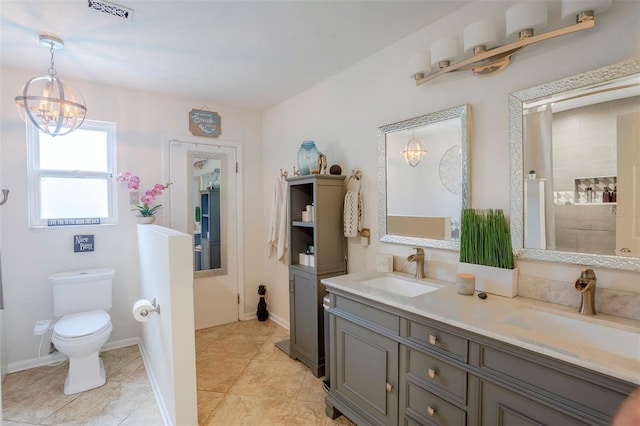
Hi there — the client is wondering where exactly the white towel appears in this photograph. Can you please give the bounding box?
[267,178,288,263]
[344,175,363,238]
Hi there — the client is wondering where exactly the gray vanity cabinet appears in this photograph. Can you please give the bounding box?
[334,316,399,425]
[325,289,635,426]
[288,174,346,377]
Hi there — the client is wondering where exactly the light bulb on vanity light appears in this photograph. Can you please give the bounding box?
[408,52,431,80]
[506,1,548,39]
[561,0,612,22]
[431,36,458,68]
[463,17,497,55]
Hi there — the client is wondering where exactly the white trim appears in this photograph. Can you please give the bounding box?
[7,337,139,374]
[162,134,244,323]
[138,341,172,426]
[265,311,290,331]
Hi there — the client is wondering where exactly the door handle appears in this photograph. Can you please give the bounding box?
[620,248,631,253]
[289,279,294,293]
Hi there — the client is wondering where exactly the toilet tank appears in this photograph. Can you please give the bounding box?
[50,268,115,317]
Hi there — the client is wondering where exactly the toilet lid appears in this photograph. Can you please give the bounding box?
[54,310,111,338]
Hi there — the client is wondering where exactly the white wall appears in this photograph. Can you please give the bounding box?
[0,66,264,367]
[262,0,640,324]
[137,225,196,426]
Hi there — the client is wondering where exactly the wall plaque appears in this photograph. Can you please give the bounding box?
[189,109,221,138]
[74,235,94,252]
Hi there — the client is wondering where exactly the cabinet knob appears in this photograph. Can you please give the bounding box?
[620,248,631,253]
[428,368,437,379]
[427,406,436,417]
[428,334,437,345]
[289,279,294,293]
[385,383,393,393]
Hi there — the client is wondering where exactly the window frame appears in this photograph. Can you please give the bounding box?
[27,120,118,228]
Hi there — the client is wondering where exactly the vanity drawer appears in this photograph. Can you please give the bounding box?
[334,295,399,334]
[405,347,467,404]
[405,319,468,362]
[404,381,466,426]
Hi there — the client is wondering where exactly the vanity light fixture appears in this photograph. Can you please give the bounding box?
[15,35,87,137]
[409,0,612,85]
[401,130,427,167]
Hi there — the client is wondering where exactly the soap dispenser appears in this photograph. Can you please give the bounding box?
[612,186,617,202]
[602,186,610,203]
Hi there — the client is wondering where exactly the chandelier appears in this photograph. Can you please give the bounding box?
[15,35,87,137]
[401,130,427,167]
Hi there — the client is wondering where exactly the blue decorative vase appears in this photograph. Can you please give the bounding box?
[297,141,319,175]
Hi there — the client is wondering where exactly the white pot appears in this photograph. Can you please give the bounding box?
[136,216,156,224]
[457,262,518,298]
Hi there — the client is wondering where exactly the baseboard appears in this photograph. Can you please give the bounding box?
[7,337,141,374]
[242,311,289,330]
[103,337,140,352]
[267,311,289,330]
[138,342,172,426]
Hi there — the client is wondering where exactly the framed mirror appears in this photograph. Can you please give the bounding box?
[378,104,471,250]
[509,58,640,271]
[190,152,226,275]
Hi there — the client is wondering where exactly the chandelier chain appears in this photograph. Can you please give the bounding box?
[48,41,57,76]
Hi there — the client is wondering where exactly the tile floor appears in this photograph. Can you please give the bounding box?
[2,319,354,425]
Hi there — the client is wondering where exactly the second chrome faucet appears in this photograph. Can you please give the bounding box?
[407,247,425,279]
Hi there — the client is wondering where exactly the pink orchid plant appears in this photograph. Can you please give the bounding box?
[117,172,171,217]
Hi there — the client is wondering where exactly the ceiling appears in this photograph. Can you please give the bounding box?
[0,0,469,110]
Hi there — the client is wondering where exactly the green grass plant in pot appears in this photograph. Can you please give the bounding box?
[459,208,518,297]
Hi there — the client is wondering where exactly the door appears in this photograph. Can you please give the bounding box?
[616,112,640,257]
[168,138,241,328]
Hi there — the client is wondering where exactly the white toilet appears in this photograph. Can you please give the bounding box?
[49,268,115,395]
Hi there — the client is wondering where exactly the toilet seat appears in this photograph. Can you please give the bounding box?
[54,310,111,338]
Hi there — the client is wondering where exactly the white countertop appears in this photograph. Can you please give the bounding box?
[322,271,640,385]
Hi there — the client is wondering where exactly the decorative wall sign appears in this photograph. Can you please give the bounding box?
[189,109,221,138]
[48,218,101,226]
[74,235,94,252]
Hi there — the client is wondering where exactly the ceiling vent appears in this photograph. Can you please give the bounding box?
[88,0,134,21]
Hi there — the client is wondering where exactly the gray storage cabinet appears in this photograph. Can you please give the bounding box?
[324,289,635,425]
[288,174,346,377]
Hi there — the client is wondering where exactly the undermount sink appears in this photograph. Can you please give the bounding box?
[360,275,442,298]
[497,307,640,360]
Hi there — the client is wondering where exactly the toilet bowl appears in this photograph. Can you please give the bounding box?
[52,310,113,395]
[49,268,115,395]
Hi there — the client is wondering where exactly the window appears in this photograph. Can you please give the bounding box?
[27,120,117,227]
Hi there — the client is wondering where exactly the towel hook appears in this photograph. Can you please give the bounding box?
[0,189,9,206]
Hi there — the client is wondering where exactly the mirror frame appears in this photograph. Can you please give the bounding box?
[509,57,640,272]
[378,104,471,250]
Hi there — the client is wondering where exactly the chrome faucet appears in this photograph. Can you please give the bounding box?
[407,248,425,279]
[574,268,597,315]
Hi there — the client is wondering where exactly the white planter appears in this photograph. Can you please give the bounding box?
[457,262,519,298]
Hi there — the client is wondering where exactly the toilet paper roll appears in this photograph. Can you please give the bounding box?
[132,299,155,322]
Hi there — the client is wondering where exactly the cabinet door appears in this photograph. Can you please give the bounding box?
[289,269,319,365]
[479,380,584,426]
[335,317,398,425]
